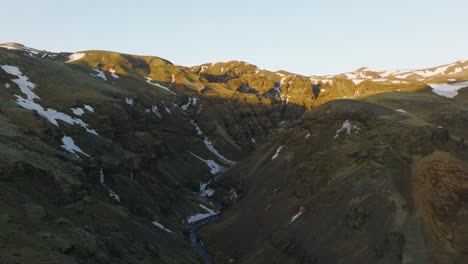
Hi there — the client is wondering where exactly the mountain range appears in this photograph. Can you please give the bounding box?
[0,42,467,264]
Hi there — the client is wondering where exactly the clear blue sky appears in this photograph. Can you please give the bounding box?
[2,0,467,75]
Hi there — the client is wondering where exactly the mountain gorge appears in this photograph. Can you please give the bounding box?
[0,42,467,264]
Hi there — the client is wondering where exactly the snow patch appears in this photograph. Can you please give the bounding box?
[161,101,171,114]
[146,78,176,95]
[271,146,284,160]
[61,136,89,158]
[125,97,134,105]
[180,97,199,111]
[334,120,358,139]
[351,79,365,85]
[191,120,236,165]
[109,69,119,79]
[151,105,162,118]
[290,207,304,224]
[99,170,120,202]
[187,204,219,223]
[1,65,98,135]
[83,105,94,112]
[199,181,215,197]
[67,53,85,62]
[91,69,107,81]
[71,107,84,116]
[152,221,175,234]
[429,81,468,98]
[108,189,121,202]
[0,45,19,50]
[190,152,226,175]
[1,65,39,100]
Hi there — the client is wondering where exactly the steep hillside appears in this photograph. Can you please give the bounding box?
[203,92,468,263]
[1,42,468,264]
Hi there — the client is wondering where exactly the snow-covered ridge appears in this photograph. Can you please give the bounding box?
[0,43,43,56]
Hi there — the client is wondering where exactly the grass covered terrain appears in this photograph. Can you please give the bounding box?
[0,43,468,263]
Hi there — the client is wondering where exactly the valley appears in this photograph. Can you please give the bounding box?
[0,42,467,263]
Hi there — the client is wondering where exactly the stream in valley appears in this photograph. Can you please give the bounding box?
[189,215,219,264]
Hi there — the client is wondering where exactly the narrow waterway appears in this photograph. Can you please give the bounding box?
[189,215,218,264]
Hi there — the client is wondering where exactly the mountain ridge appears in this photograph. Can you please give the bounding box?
[2,42,467,83]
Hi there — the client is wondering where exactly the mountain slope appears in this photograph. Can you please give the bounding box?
[1,42,468,263]
[202,93,468,263]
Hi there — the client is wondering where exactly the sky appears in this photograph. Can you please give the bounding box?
[2,0,468,75]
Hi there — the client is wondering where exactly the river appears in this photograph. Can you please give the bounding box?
[189,215,219,264]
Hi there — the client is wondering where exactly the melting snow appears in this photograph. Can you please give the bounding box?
[190,152,226,175]
[67,53,85,62]
[351,79,365,85]
[187,204,218,223]
[180,97,199,111]
[0,45,19,50]
[1,65,98,135]
[452,67,462,74]
[83,105,94,112]
[396,109,408,113]
[271,146,284,160]
[305,132,311,139]
[320,79,333,85]
[146,77,176,95]
[99,169,105,184]
[109,69,119,79]
[61,136,89,158]
[1,65,39,100]
[108,189,121,202]
[161,101,171,114]
[290,207,304,224]
[152,221,176,234]
[199,181,215,197]
[334,120,357,139]
[191,120,236,165]
[151,105,162,118]
[429,81,468,98]
[125,97,134,105]
[71,107,85,116]
[5,83,11,89]
[99,170,120,202]
[91,69,107,81]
